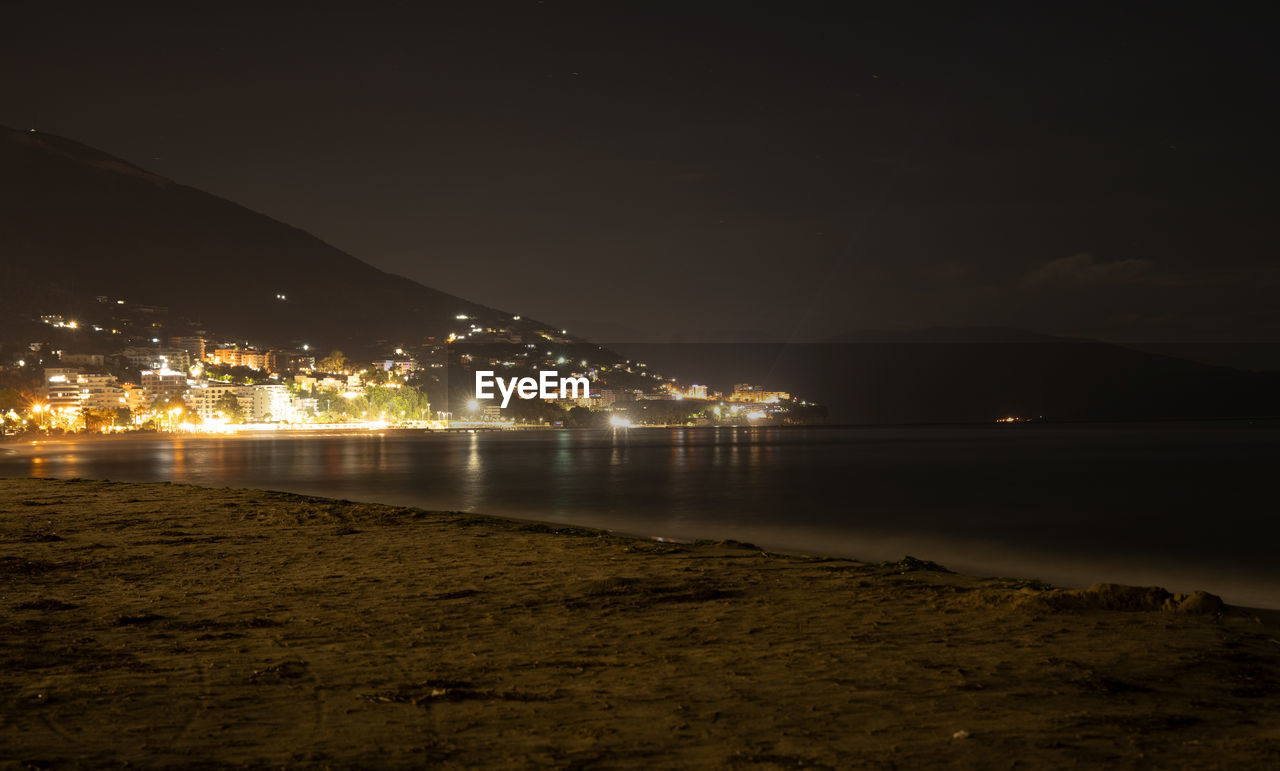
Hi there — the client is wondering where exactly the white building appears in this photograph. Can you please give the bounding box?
[43,368,90,409]
[79,374,126,411]
[251,384,293,422]
[184,382,252,422]
[290,395,318,421]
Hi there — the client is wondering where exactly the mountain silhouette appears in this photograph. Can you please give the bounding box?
[0,124,519,351]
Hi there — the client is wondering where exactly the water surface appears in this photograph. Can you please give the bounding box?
[4,422,1276,607]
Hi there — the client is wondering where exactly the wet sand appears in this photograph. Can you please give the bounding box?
[2,478,1278,767]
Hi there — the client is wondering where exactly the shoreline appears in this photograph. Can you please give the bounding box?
[6,443,1280,611]
[6,413,1279,446]
[3,477,1279,766]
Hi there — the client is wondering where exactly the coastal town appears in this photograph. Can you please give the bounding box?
[0,296,823,436]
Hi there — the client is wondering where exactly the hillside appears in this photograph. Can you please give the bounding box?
[0,124,519,352]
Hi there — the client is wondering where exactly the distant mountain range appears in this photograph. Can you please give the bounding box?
[0,124,538,352]
[615,330,1280,423]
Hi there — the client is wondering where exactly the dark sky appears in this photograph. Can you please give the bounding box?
[3,2,1277,344]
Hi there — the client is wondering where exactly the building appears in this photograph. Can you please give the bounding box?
[44,368,84,408]
[210,347,268,370]
[290,395,318,420]
[79,375,126,411]
[41,370,125,416]
[375,359,418,376]
[596,389,629,409]
[730,384,791,403]
[141,369,189,405]
[121,383,149,416]
[122,346,191,373]
[266,349,314,373]
[184,382,252,422]
[168,336,207,361]
[60,353,105,368]
[682,384,709,400]
[251,384,293,422]
[294,373,349,391]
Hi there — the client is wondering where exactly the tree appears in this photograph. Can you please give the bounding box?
[82,408,117,433]
[0,387,26,413]
[566,405,604,428]
[214,391,245,423]
[501,395,567,425]
[319,349,349,373]
[151,392,187,412]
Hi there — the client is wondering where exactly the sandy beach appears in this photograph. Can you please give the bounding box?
[2,477,1278,767]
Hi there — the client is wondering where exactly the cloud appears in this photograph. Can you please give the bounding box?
[1021,253,1154,289]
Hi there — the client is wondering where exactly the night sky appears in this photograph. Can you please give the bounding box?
[4,3,1277,346]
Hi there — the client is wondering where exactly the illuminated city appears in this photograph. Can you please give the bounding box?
[0,298,824,437]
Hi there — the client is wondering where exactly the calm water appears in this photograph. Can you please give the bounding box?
[3,422,1277,607]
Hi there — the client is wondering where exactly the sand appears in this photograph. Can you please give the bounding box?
[2,477,1278,767]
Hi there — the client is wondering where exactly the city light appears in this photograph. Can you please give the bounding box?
[7,310,816,434]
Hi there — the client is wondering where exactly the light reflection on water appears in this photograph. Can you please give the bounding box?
[3,423,1278,607]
